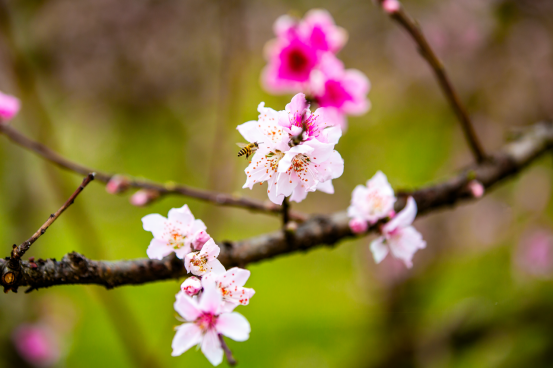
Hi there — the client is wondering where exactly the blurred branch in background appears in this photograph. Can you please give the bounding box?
[0,124,308,222]
[377,0,487,163]
[2,121,551,291]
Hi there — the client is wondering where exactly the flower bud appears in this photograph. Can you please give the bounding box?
[468,180,484,198]
[192,230,210,251]
[181,276,202,296]
[105,175,131,194]
[0,91,20,122]
[349,218,368,234]
[382,0,401,14]
[130,189,159,207]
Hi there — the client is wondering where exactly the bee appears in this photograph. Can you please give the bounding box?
[236,142,262,159]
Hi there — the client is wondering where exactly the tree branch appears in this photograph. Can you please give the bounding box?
[377,0,487,163]
[1,122,551,292]
[0,124,307,222]
[11,173,95,260]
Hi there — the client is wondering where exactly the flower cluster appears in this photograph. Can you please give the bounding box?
[348,171,426,268]
[261,9,370,130]
[143,205,255,366]
[0,90,20,122]
[237,93,344,204]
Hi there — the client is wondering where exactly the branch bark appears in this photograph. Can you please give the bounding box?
[0,124,307,222]
[1,122,551,292]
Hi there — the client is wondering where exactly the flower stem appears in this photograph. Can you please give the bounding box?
[218,334,237,366]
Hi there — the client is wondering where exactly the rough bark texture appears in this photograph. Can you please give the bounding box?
[1,122,552,292]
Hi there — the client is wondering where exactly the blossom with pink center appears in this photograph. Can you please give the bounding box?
[185,238,226,277]
[0,91,21,122]
[202,268,256,313]
[181,276,202,297]
[262,38,319,93]
[348,171,396,224]
[310,54,371,129]
[370,197,426,268]
[172,283,251,366]
[349,218,368,234]
[276,139,344,203]
[13,324,61,367]
[278,93,343,142]
[237,102,290,153]
[297,9,348,54]
[142,204,209,260]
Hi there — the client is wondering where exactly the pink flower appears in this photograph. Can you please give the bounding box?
[202,268,256,313]
[262,38,319,93]
[172,283,251,366]
[297,9,348,54]
[142,204,209,260]
[13,324,61,367]
[184,238,226,277]
[310,54,371,127]
[237,102,290,153]
[370,197,426,268]
[130,189,159,206]
[192,230,211,251]
[181,276,202,297]
[348,171,396,224]
[468,180,485,198]
[349,218,369,234]
[515,229,553,279]
[0,91,21,122]
[278,93,342,142]
[382,0,401,14]
[106,175,131,194]
[276,139,344,203]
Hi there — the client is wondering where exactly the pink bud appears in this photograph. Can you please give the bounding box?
[130,189,159,207]
[0,91,21,122]
[382,0,401,14]
[13,324,60,367]
[468,180,484,198]
[106,175,131,194]
[181,276,202,296]
[191,231,211,251]
[349,218,369,234]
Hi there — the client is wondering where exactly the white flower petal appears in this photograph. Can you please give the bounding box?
[388,226,426,269]
[216,312,251,342]
[174,291,202,321]
[199,282,223,314]
[370,236,389,264]
[146,239,173,260]
[141,214,167,239]
[171,323,202,357]
[201,329,223,366]
[384,197,417,233]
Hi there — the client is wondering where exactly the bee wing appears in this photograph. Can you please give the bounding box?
[236,143,248,148]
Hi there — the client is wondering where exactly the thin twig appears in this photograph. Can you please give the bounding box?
[377,1,486,163]
[0,124,307,222]
[11,173,95,260]
[1,122,551,291]
[218,334,237,366]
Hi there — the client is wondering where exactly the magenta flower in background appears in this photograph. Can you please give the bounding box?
[142,204,209,260]
[0,91,20,122]
[13,324,61,367]
[515,229,553,279]
[172,283,251,366]
[370,197,426,268]
[297,9,348,53]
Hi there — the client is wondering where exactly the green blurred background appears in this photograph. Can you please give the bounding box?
[0,0,553,367]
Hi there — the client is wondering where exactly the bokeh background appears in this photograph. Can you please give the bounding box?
[0,0,553,367]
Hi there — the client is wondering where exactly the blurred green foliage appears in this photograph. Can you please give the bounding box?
[0,0,552,367]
